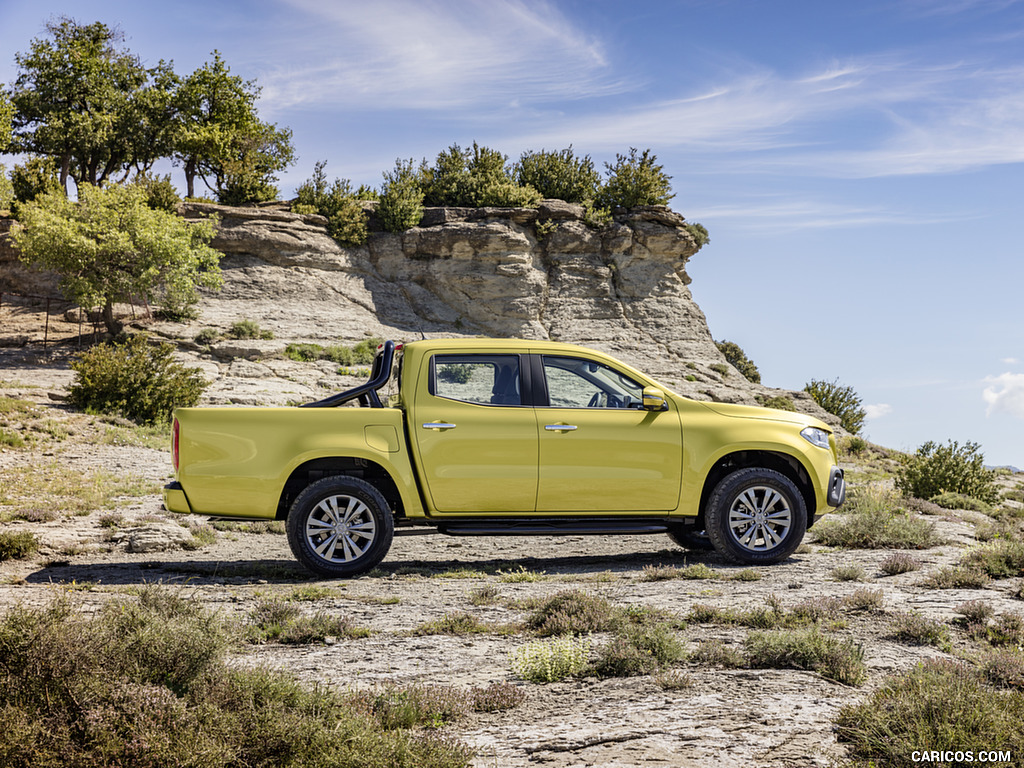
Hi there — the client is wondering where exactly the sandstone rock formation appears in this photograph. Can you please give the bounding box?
[180,201,833,423]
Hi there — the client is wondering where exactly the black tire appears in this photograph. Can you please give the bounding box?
[666,525,714,551]
[286,475,395,577]
[704,468,806,565]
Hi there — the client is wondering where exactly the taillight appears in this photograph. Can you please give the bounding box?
[172,418,180,472]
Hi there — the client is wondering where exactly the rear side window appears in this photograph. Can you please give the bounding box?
[432,355,521,406]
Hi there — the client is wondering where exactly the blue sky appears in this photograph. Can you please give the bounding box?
[2,0,1023,467]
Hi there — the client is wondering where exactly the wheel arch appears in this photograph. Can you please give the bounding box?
[698,450,817,526]
[277,457,406,521]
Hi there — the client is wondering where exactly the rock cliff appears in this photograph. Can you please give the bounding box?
[180,201,832,422]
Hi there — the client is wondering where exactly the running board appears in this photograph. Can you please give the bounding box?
[437,519,670,536]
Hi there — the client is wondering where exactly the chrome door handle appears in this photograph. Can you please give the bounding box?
[422,422,457,430]
[545,424,578,432]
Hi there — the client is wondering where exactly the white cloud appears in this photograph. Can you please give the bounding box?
[262,0,625,112]
[1002,357,1021,365]
[983,372,1024,418]
[865,403,893,420]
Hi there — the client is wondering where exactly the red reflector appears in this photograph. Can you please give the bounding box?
[172,418,180,471]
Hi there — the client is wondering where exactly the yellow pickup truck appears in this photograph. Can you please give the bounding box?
[164,339,845,576]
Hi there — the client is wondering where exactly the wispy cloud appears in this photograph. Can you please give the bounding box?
[983,372,1024,418]
[261,0,626,112]
[865,403,894,420]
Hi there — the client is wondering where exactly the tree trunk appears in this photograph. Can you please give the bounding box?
[185,157,196,199]
[102,300,123,337]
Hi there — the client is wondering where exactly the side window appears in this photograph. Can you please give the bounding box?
[433,355,521,406]
[543,356,643,409]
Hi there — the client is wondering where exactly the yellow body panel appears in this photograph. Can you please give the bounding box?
[167,338,840,525]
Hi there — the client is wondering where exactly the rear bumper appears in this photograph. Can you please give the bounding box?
[162,481,193,514]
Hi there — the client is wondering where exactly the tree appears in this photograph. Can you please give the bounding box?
[378,158,424,232]
[173,52,293,202]
[5,18,175,193]
[11,183,222,335]
[597,148,674,209]
[0,89,13,152]
[804,378,866,435]
[716,340,761,384]
[515,147,600,203]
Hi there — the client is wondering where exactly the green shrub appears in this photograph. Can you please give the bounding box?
[68,335,206,424]
[930,491,994,512]
[890,611,951,649]
[379,158,424,231]
[756,394,796,411]
[919,565,991,589]
[896,440,999,504]
[709,363,730,378]
[293,160,369,245]
[509,635,591,683]
[961,539,1024,579]
[284,342,325,362]
[193,327,220,345]
[227,319,273,340]
[413,611,489,636]
[246,598,370,644]
[836,659,1024,764]
[0,531,39,561]
[515,146,600,203]
[525,590,619,636]
[831,564,866,582]
[744,627,867,685]
[879,552,922,575]
[468,681,526,712]
[813,506,940,550]
[804,378,866,434]
[684,221,710,247]
[593,623,685,678]
[422,142,541,208]
[715,340,760,383]
[133,172,181,213]
[0,164,12,213]
[692,638,746,668]
[10,156,60,206]
[597,147,674,209]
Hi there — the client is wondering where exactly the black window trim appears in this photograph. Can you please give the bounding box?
[428,353,532,408]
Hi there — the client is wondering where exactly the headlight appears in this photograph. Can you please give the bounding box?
[800,426,831,450]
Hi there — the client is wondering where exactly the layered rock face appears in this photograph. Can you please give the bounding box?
[182,201,831,419]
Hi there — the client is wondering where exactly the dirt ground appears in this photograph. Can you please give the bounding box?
[2,339,1023,768]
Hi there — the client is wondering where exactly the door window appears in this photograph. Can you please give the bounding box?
[542,356,643,409]
[432,355,521,406]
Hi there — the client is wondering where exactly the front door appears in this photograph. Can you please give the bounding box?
[535,355,682,512]
[412,353,539,513]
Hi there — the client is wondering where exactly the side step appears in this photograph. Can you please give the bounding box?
[437,518,670,537]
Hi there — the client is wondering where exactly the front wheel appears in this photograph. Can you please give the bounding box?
[286,476,395,577]
[705,468,807,565]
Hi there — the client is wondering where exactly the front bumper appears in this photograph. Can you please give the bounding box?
[827,466,846,508]
[162,481,193,514]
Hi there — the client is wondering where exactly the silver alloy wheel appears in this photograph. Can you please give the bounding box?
[727,485,792,552]
[304,493,377,564]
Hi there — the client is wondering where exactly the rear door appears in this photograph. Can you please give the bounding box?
[534,354,682,512]
[411,353,539,513]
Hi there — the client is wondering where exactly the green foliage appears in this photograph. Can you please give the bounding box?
[227,319,272,340]
[10,156,60,206]
[836,659,1024,764]
[246,598,369,644]
[961,539,1024,579]
[715,340,761,383]
[597,147,674,209]
[804,378,866,434]
[68,335,207,424]
[895,439,999,504]
[0,592,474,768]
[378,158,424,232]
[890,611,951,649]
[0,165,11,213]
[0,89,12,152]
[6,19,177,192]
[216,120,294,206]
[744,627,867,685]
[0,531,38,561]
[524,590,619,636]
[684,221,710,247]
[293,160,368,245]
[879,552,921,575]
[515,146,600,203]
[132,171,181,212]
[422,142,541,208]
[756,394,796,411]
[11,183,221,334]
[930,490,994,512]
[509,635,591,683]
[593,623,685,678]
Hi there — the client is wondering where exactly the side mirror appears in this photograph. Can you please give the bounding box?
[642,386,667,411]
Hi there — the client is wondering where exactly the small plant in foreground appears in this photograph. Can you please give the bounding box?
[813,504,940,550]
[592,623,685,678]
[919,565,991,589]
[831,564,866,582]
[879,552,922,575]
[509,635,591,683]
[890,611,952,650]
[836,659,1024,763]
[469,681,526,712]
[525,590,618,636]
[413,611,490,636]
[691,639,746,668]
[961,539,1024,579]
[744,627,867,685]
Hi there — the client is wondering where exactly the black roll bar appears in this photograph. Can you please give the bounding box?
[300,340,396,408]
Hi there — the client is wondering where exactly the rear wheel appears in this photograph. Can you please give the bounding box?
[705,468,806,564]
[286,476,394,577]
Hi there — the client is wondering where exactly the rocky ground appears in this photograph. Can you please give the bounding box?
[2,321,1023,768]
